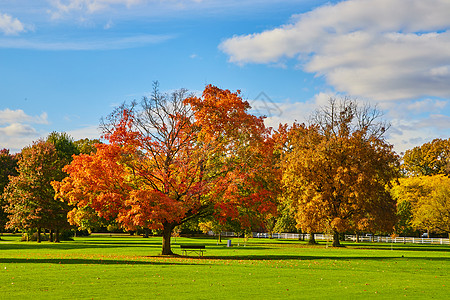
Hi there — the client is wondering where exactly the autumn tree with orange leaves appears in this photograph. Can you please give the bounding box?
[54,83,278,255]
[282,98,399,247]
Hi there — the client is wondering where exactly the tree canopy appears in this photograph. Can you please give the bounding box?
[282,99,399,246]
[3,133,78,242]
[54,84,279,254]
[402,138,450,176]
[391,175,450,238]
[0,149,19,234]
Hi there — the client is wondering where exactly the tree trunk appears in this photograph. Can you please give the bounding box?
[308,232,317,245]
[50,230,54,242]
[356,232,360,243]
[161,223,175,255]
[143,228,149,238]
[332,231,341,247]
[54,228,60,243]
[300,231,305,241]
[218,232,222,243]
[37,228,41,243]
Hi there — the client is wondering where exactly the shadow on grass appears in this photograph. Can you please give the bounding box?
[0,240,163,251]
[344,243,450,252]
[0,257,200,266]
[194,254,450,262]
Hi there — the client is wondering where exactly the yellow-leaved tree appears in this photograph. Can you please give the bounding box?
[402,138,450,177]
[282,98,400,246]
[391,175,450,239]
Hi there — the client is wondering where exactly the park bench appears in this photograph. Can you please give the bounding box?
[180,245,206,257]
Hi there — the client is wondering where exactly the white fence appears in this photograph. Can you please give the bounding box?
[215,231,450,245]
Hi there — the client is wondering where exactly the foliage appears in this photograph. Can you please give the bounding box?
[67,206,113,233]
[282,98,399,246]
[0,149,19,192]
[74,138,102,154]
[0,149,19,232]
[4,142,64,233]
[392,175,450,237]
[268,124,299,234]
[3,133,78,242]
[394,199,414,236]
[271,202,298,233]
[47,132,80,166]
[54,83,279,254]
[402,138,450,176]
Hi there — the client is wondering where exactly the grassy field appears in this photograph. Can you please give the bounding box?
[0,233,449,299]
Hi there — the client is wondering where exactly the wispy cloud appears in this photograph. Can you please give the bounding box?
[47,0,215,19]
[67,124,103,140]
[220,0,450,102]
[45,0,300,21]
[48,0,145,19]
[0,12,29,35]
[0,109,48,125]
[406,99,447,113]
[0,34,174,50]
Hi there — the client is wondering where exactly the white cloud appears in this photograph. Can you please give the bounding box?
[0,13,27,35]
[0,34,173,50]
[0,109,50,153]
[387,114,450,154]
[0,135,37,153]
[0,123,37,136]
[220,0,450,101]
[0,109,48,125]
[251,91,449,154]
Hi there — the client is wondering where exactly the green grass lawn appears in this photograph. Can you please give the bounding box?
[0,234,449,299]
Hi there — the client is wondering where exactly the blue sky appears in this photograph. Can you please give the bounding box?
[1,0,449,154]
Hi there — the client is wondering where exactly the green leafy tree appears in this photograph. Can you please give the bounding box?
[395,200,414,237]
[47,132,80,163]
[74,138,102,154]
